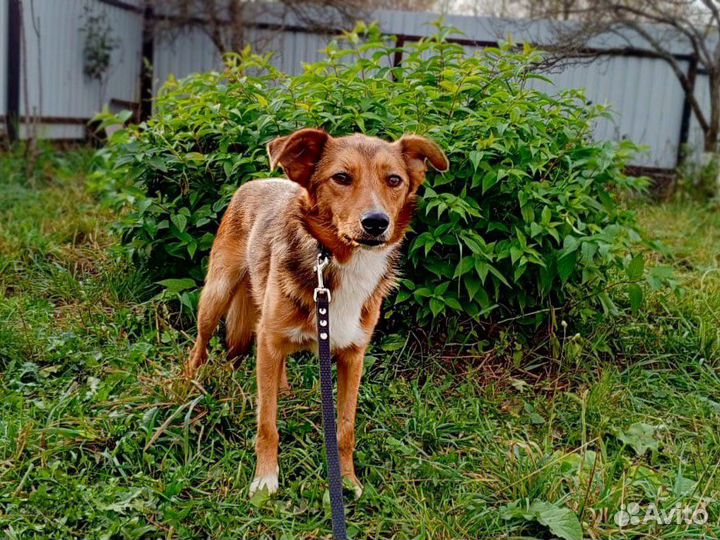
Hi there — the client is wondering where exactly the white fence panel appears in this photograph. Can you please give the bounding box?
[152,26,334,91]
[153,26,220,95]
[16,0,142,137]
[529,56,686,169]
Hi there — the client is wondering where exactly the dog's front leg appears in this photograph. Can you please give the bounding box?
[249,329,285,496]
[336,344,365,497]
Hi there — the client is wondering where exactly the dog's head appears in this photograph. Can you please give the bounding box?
[267,129,448,256]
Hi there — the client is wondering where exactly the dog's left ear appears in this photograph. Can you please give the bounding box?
[267,128,329,187]
[395,135,449,189]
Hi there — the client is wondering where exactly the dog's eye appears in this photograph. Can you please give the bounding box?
[332,172,352,185]
[387,174,403,187]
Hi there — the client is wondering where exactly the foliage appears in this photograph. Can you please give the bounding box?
[2,154,720,538]
[80,6,119,81]
[0,142,94,189]
[616,422,660,456]
[502,499,583,540]
[676,147,720,201]
[93,23,652,324]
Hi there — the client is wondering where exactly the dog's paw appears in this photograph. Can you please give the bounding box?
[184,348,207,380]
[249,472,279,498]
[343,475,363,500]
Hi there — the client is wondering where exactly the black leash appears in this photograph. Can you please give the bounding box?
[314,250,348,540]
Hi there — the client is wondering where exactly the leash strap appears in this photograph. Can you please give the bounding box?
[314,252,348,540]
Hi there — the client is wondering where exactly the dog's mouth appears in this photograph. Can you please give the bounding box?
[343,234,387,248]
[356,237,386,247]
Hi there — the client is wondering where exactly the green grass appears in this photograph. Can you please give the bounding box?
[1,150,719,539]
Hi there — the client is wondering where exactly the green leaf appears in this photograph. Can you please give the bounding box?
[482,171,500,194]
[157,278,196,294]
[541,206,552,225]
[464,275,482,300]
[185,152,205,163]
[529,501,583,540]
[223,160,233,178]
[488,264,510,287]
[171,214,187,233]
[529,222,543,238]
[249,486,272,508]
[395,289,412,303]
[381,335,407,351]
[444,297,462,310]
[469,150,482,171]
[647,265,674,289]
[454,256,474,277]
[474,260,490,283]
[413,288,433,299]
[626,254,645,280]
[502,500,582,540]
[434,282,450,295]
[628,283,643,314]
[429,298,445,317]
[597,291,618,316]
[557,251,577,282]
[116,109,133,123]
[617,422,659,456]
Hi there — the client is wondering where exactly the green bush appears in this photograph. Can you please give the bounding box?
[93,23,651,325]
[676,146,720,201]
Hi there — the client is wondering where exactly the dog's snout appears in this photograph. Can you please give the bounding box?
[361,212,390,236]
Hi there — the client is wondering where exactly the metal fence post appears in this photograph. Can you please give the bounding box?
[6,0,21,142]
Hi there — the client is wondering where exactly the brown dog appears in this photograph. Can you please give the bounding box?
[185,128,448,496]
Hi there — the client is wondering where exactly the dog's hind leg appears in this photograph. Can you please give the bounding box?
[225,279,257,360]
[249,328,286,496]
[226,282,291,393]
[186,253,245,379]
[278,358,291,395]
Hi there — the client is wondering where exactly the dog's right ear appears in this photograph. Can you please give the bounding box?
[267,128,329,186]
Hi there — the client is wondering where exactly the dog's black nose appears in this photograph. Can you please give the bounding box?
[361,212,390,236]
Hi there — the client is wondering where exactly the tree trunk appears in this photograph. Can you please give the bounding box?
[705,73,719,154]
[701,72,720,194]
[228,1,246,53]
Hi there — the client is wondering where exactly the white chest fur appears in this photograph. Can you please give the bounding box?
[328,248,390,350]
[285,248,390,350]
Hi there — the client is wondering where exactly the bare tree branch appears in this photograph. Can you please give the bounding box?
[616,17,710,134]
[511,0,720,154]
[699,0,720,28]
